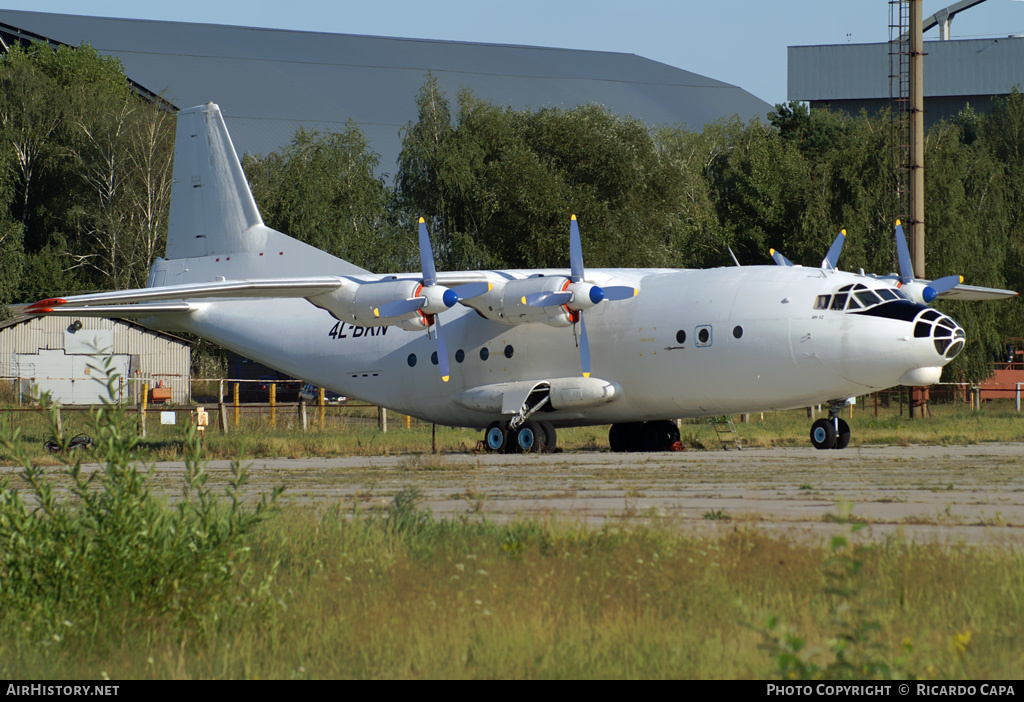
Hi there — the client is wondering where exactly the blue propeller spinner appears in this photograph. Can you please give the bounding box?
[374,218,491,382]
[524,215,637,377]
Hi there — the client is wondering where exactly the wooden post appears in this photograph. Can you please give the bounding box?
[55,406,63,441]
[318,386,325,430]
[432,423,437,454]
[233,382,240,427]
[404,414,411,430]
[378,406,387,433]
[270,383,276,428]
[300,399,308,432]
[140,382,149,438]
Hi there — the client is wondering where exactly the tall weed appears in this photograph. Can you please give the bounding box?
[0,358,283,652]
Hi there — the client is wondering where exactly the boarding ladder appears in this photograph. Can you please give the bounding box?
[708,416,742,451]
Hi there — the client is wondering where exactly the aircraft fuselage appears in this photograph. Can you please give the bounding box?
[151,263,960,429]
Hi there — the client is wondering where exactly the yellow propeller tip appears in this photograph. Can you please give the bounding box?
[571,214,577,221]
[582,372,590,378]
[442,376,450,383]
[770,248,776,255]
[418,216,425,224]
[841,229,847,236]
[373,308,380,317]
[896,219,902,226]
[521,296,527,305]
[632,288,638,296]
[959,275,965,283]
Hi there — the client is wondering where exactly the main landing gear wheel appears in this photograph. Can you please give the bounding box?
[610,421,679,453]
[539,421,557,453]
[810,418,837,450]
[484,421,507,453]
[510,421,544,454]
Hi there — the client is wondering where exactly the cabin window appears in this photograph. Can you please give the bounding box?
[830,294,848,310]
[814,295,831,310]
[407,354,417,367]
[455,349,465,363]
[480,347,489,361]
[695,325,712,347]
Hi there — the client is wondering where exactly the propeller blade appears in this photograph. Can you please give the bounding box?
[822,229,846,270]
[601,285,637,301]
[579,312,591,378]
[895,221,914,284]
[450,281,491,301]
[929,274,963,295]
[770,248,794,267]
[433,314,451,383]
[524,290,573,307]
[569,214,584,283]
[418,217,438,287]
[375,297,425,319]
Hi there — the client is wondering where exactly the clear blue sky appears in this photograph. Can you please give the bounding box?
[3,0,1024,105]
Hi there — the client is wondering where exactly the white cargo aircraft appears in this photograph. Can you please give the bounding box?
[26,103,1017,453]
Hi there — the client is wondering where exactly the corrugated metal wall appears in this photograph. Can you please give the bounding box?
[790,37,1024,100]
[0,316,191,405]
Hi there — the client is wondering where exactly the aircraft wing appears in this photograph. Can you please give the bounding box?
[937,284,1019,301]
[24,277,347,316]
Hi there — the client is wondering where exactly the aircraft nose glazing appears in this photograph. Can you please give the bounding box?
[913,310,965,360]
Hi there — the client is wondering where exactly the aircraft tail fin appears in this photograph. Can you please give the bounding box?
[162,103,368,277]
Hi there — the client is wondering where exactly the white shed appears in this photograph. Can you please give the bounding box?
[0,313,191,405]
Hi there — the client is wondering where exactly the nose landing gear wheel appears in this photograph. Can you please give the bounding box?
[810,418,837,450]
[833,417,851,450]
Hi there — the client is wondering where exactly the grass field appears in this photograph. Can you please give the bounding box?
[2,396,1023,466]
[1,386,1022,679]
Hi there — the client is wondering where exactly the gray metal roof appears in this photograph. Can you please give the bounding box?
[789,37,1024,103]
[0,10,771,175]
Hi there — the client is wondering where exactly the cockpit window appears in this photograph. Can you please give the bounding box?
[855,290,882,307]
[815,284,912,313]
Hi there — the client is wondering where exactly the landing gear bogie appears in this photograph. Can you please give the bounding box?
[484,420,556,454]
[609,420,680,453]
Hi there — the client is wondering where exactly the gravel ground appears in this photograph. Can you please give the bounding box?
[10,442,1022,546]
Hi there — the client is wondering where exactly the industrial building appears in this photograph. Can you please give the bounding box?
[0,9,771,170]
[789,2,1024,127]
[0,314,191,405]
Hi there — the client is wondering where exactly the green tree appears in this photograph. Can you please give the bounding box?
[244,123,399,272]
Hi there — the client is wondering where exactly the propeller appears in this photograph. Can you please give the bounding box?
[526,215,637,377]
[374,217,491,382]
[893,220,962,303]
[770,229,845,270]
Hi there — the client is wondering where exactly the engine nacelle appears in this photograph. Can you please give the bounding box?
[309,279,422,326]
[461,277,574,327]
[898,281,938,305]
